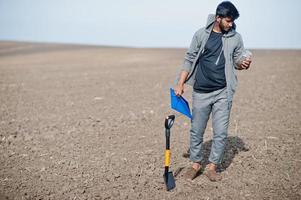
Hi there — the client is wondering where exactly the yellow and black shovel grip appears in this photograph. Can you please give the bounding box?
[164,149,171,167]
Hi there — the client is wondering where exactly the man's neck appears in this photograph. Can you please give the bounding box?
[213,22,222,33]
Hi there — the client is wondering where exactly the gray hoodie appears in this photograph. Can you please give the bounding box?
[177,14,247,104]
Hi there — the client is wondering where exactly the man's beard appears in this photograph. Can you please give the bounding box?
[219,23,230,34]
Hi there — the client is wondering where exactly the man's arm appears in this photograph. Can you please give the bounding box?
[175,29,202,96]
[182,32,201,72]
[233,34,252,70]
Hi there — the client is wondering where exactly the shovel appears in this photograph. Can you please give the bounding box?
[163,115,176,191]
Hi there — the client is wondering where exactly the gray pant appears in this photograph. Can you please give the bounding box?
[189,87,232,165]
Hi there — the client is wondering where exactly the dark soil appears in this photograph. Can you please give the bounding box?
[0,42,300,199]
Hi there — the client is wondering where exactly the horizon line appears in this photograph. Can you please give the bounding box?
[1,39,301,51]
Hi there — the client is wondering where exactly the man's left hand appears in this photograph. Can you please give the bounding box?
[238,59,252,70]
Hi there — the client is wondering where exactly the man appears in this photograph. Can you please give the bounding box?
[175,1,251,181]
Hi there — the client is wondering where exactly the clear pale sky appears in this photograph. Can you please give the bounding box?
[0,0,300,49]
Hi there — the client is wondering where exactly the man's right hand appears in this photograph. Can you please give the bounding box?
[175,70,189,96]
[175,84,184,96]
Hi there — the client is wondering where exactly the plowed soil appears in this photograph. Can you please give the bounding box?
[0,42,300,200]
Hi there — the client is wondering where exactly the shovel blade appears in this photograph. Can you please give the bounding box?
[163,171,176,191]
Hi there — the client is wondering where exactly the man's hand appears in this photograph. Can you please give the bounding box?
[238,58,252,70]
[175,84,184,96]
[175,71,189,96]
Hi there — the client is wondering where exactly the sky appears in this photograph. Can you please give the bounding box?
[0,0,300,49]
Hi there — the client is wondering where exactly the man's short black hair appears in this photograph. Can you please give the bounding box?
[216,1,239,20]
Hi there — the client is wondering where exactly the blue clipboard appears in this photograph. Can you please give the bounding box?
[170,88,192,119]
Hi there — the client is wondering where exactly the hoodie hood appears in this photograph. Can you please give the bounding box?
[205,14,236,37]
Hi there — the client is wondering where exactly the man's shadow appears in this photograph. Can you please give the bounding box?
[203,136,249,172]
[175,136,249,176]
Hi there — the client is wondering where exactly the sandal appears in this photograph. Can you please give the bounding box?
[204,169,222,182]
[183,167,201,180]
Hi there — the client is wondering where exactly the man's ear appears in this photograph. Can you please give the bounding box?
[216,17,221,23]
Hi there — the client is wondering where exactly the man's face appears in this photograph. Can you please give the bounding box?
[218,17,234,33]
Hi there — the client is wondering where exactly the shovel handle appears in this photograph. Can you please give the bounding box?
[164,150,171,167]
[165,115,175,130]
